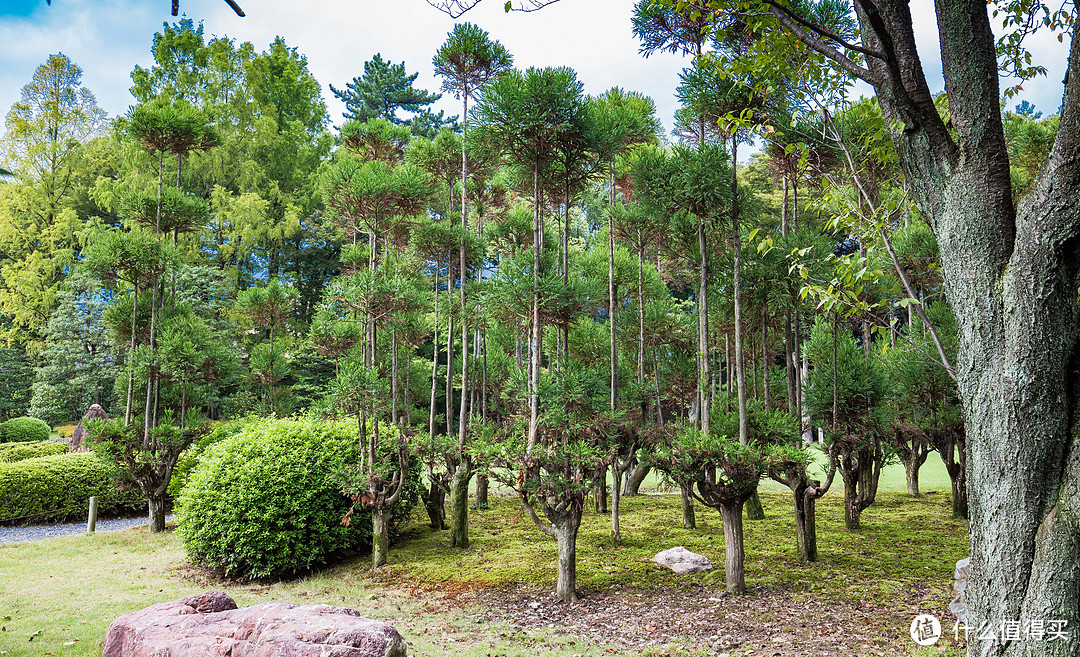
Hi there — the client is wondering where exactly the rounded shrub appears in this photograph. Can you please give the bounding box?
[166,419,250,499]
[0,440,68,464]
[0,452,140,522]
[177,417,420,580]
[1,416,51,443]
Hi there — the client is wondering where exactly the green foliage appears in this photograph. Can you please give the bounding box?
[0,346,33,421]
[0,416,51,444]
[0,440,67,464]
[176,417,420,580]
[166,418,250,499]
[0,452,138,522]
[804,316,887,439]
[330,54,454,138]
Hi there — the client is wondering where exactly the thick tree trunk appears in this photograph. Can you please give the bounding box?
[594,466,608,513]
[425,477,447,530]
[372,507,389,569]
[554,513,581,604]
[475,473,489,509]
[148,494,166,533]
[718,501,747,594]
[448,463,471,549]
[904,459,920,496]
[746,489,764,520]
[795,488,817,562]
[680,482,696,529]
[623,462,649,496]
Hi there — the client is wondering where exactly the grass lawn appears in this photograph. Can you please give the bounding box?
[0,481,968,656]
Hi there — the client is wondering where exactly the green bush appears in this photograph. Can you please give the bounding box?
[1,416,51,443]
[0,452,140,523]
[177,417,420,580]
[0,440,68,464]
[166,418,251,499]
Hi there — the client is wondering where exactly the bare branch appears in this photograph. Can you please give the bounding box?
[766,5,877,85]
[425,0,561,18]
[763,0,885,62]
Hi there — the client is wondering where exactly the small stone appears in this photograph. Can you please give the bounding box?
[70,403,108,451]
[651,546,713,575]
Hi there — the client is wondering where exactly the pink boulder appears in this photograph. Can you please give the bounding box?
[101,590,407,657]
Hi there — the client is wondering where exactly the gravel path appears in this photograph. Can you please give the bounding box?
[0,514,173,545]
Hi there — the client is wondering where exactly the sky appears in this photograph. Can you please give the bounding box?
[0,0,1072,146]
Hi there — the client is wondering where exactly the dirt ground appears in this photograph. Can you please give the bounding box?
[412,581,950,656]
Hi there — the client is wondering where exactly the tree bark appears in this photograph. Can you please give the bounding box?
[425,477,447,530]
[554,513,581,604]
[148,494,166,534]
[448,462,471,548]
[680,481,696,529]
[623,462,649,496]
[475,473,489,509]
[372,507,389,569]
[718,501,747,594]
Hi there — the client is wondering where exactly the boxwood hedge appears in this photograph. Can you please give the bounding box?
[0,452,140,523]
[1,416,51,443]
[177,417,421,580]
[0,440,68,464]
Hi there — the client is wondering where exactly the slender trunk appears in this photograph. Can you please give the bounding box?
[843,469,861,530]
[784,312,795,414]
[795,487,818,562]
[449,462,471,548]
[391,330,399,424]
[446,310,454,435]
[832,315,839,433]
[719,501,747,594]
[594,467,608,513]
[697,215,710,434]
[611,461,623,541]
[762,309,770,408]
[638,241,646,420]
[732,139,747,444]
[609,169,618,411]
[750,332,758,402]
[125,284,138,427]
[528,159,541,448]
[795,309,804,439]
[428,268,439,438]
[372,507,389,569]
[143,275,158,447]
[458,91,470,480]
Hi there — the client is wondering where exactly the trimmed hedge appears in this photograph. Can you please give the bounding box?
[0,440,68,464]
[0,452,140,523]
[177,417,421,580]
[1,416,51,443]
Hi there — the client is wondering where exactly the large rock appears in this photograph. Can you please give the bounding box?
[101,590,407,657]
[948,557,970,623]
[71,403,108,451]
[652,546,713,575]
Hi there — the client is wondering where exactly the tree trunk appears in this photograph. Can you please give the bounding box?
[901,452,923,496]
[623,462,649,496]
[428,268,440,437]
[554,512,581,604]
[611,461,623,541]
[609,162,618,411]
[680,481,696,529]
[448,462,471,549]
[762,309,770,408]
[372,507,389,569]
[148,494,166,533]
[594,466,608,513]
[718,500,747,594]
[732,139,747,444]
[425,477,447,530]
[746,489,765,520]
[475,473,489,509]
[697,214,710,435]
[795,487,818,562]
[445,310,454,435]
[843,473,861,531]
[528,159,542,449]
